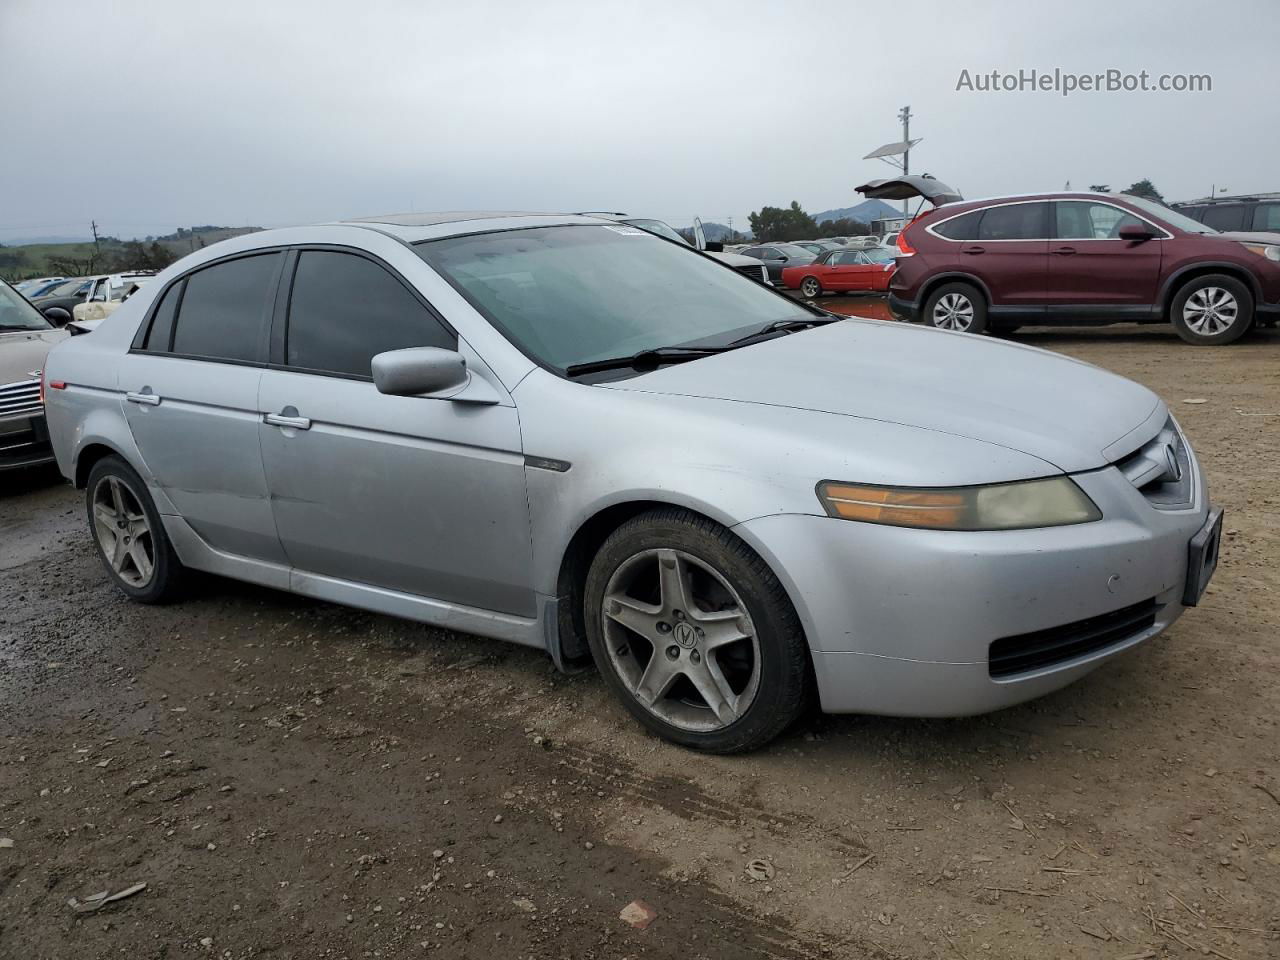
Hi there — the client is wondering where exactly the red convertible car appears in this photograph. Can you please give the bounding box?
[781,246,896,297]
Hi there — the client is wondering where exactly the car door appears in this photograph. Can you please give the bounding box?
[119,251,288,564]
[257,248,534,617]
[1252,202,1280,232]
[1045,200,1163,313]
[759,247,790,283]
[822,251,860,290]
[958,201,1050,308]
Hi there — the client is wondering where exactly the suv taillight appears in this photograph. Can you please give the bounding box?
[896,227,917,256]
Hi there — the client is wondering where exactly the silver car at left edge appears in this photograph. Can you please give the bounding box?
[40,212,1223,753]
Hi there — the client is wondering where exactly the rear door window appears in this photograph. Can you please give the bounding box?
[977,203,1049,241]
[142,281,183,351]
[285,250,456,378]
[170,253,281,363]
[1199,204,1247,232]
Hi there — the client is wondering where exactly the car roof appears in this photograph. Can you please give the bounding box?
[335,211,613,242]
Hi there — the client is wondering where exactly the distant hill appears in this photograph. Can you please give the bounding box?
[814,199,904,225]
[0,226,262,281]
[697,221,749,242]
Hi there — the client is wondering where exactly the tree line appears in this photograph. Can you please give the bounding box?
[748,202,871,243]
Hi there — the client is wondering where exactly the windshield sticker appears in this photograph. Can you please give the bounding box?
[603,225,649,236]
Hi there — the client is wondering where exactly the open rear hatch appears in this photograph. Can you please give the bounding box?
[855,175,963,207]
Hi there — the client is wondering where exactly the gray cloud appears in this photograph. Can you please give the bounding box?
[2,0,1276,241]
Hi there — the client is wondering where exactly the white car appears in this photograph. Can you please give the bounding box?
[71,275,154,324]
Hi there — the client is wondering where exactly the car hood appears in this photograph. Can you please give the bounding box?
[604,319,1162,474]
[0,327,69,382]
[708,251,769,268]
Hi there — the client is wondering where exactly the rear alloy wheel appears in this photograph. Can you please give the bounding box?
[1171,274,1254,345]
[86,455,185,603]
[584,508,809,753]
[800,276,823,298]
[923,282,988,334]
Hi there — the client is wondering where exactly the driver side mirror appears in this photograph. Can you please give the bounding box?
[704,241,724,253]
[372,347,468,396]
[1119,223,1156,242]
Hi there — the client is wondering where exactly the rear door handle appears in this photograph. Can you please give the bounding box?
[263,412,311,430]
[1053,245,1078,255]
[961,245,985,255]
[125,391,160,406]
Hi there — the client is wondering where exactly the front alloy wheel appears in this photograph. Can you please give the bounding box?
[1182,286,1239,337]
[602,548,761,731]
[584,507,810,753]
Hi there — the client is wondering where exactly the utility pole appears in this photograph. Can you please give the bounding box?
[898,105,912,220]
[90,220,101,270]
[727,216,734,241]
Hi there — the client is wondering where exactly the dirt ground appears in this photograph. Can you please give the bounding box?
[2,310,1278,960]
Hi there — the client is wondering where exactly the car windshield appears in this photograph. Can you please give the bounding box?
[622,219,692,246]
[416,225,814,374]
[0,281,54,330]
[1123,196,1219,234]
[773,244,812,258]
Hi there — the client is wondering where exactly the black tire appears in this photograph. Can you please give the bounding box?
[85,455,185,603]
[799,276,823,299]
[922,281,988,334]
[1170,274,1254,345]
[584,507,810,753]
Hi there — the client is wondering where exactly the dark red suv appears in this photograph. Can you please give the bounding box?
[859,176,1280,345]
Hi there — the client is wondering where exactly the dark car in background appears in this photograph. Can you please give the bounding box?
[864,179,1280,345]
[0,278,68,471]
[1175,193,1280,234]
[738,242,817,284]
[29,277,93,325]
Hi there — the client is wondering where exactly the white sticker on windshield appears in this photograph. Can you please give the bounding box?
[603,225,649,236]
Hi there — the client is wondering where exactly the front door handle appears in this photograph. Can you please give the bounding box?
[961,245,985,255]
[1053,245,1078,256]
[125,390,160,406]
[263,412,311,430]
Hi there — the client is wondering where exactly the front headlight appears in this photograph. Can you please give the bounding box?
[816,477,1101,531]
[1238,242,1280,262]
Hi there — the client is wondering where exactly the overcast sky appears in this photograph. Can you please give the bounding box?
[2,0,1277,241]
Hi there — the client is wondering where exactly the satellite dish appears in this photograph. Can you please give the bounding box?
[863,138,922,160]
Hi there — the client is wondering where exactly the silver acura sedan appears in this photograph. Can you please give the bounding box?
[42,212,1222,752]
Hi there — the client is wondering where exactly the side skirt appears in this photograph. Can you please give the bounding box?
[161,515,546,650]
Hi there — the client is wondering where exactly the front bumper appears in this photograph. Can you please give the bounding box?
[0,411,55,472]
[734,462,1213,717]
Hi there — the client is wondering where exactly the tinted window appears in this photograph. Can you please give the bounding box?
[741,247,763,259]
[1055,201,1145,240]
[171,254,279,362]
[932,210,982,241]
[286,251,455,378]
[143,281,183,351]
[1200,204,1247,232]
[834,251,862,265]
[1253,203,1280,231]
[977,203,1049,241]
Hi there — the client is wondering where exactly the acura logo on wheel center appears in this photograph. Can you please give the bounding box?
[673,621,697,649]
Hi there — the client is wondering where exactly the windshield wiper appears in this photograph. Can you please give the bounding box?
[565,346,729,377]
[727,315,841,347]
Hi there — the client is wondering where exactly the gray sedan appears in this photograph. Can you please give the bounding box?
[42,212,1222,752]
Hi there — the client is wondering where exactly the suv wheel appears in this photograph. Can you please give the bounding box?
[86,455,186,603]
[923,282,988,334]
[1171,274,1254,345]
[800,276,823,298]
[584,508,809,753]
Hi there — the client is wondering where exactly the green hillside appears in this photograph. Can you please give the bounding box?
[0,226,262,282]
